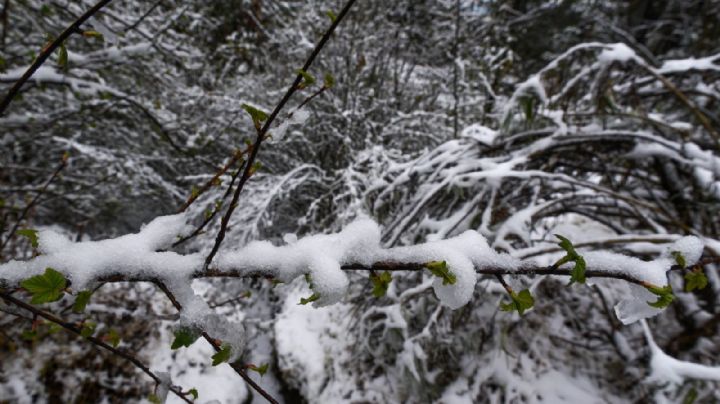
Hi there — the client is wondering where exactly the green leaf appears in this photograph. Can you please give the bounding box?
[326,10,337,23]
[16,229,39,248]
[82,30,104,40]
[47,323,62,334]
[425,261,456,285]
[171,327,200,350]
[249,161,262,176]
[671,251,687,268]
[21,330,38,341]
[40,4,53,16]
[500,289,535,315]
[247,363,269,377]
[105,329,121,348]
[646,284,674,308]
[299,293,320,305]
[683,387,698,404]
[370,271,392,298]
[190,185,200,198]
[188,388,199,400]
[555,234,586,284]
[211,344,232,366]
[684,269,708,292]
[58,43,68,69]
[80,321,96,338]
[555,234,578,258]
[297,69,316,88]
[520,96,535,122]
[148,394,162,404]
[20,268,67,304]
[241,103,268,130]
[323,72,335,88]
[569,255,587,284]
[72,290,93,313]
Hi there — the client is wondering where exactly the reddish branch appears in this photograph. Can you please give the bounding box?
[203,0,358,269]
[152,281,279,404]
[0,155,67,256]
[0,0,114,115]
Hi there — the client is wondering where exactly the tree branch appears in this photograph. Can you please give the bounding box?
[0,0,114,115]
[203,0,358,268]
[0,290,193,404]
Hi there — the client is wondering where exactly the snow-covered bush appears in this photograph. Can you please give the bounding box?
[1,0,719,403]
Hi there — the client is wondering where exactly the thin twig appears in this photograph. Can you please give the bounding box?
[152,281,279,404]
[0,156,67,255]
[0,0,114,115]
[0,291,192,403]
[203,0,358,269]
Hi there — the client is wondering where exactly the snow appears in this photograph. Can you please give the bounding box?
[597,43,643,65]
[0,213,198,289]
[0,214,706,349]
[461,124,497,146]
[663,236,704,265]
[642,320,720,385]
[656,54,720,74]
[272,108,310,141]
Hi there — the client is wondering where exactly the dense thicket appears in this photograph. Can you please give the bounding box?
[1,0,719,402]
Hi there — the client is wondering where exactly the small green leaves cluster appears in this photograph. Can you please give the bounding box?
[211,344,232,366]
[326,10,337,23]
[297,69,315,89]
[80,321,96,338]
[670,251,687,268]
[299,273,320,305]
[188,388,199,400]
[57,42,68,69]
[370,271,392,297]
[72,290,94,313]
[324,72,335,88]
[500,289,535,315]
[82,30,104,40]
[645,284,674,308]
[241,103,268,131]
[554,235,586,284]
[247,363,269,377]
[425,261,456,285]
[16,229,39,248]
[684,269,708,292]
[21,267,66,304]
[103,329,121,348]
